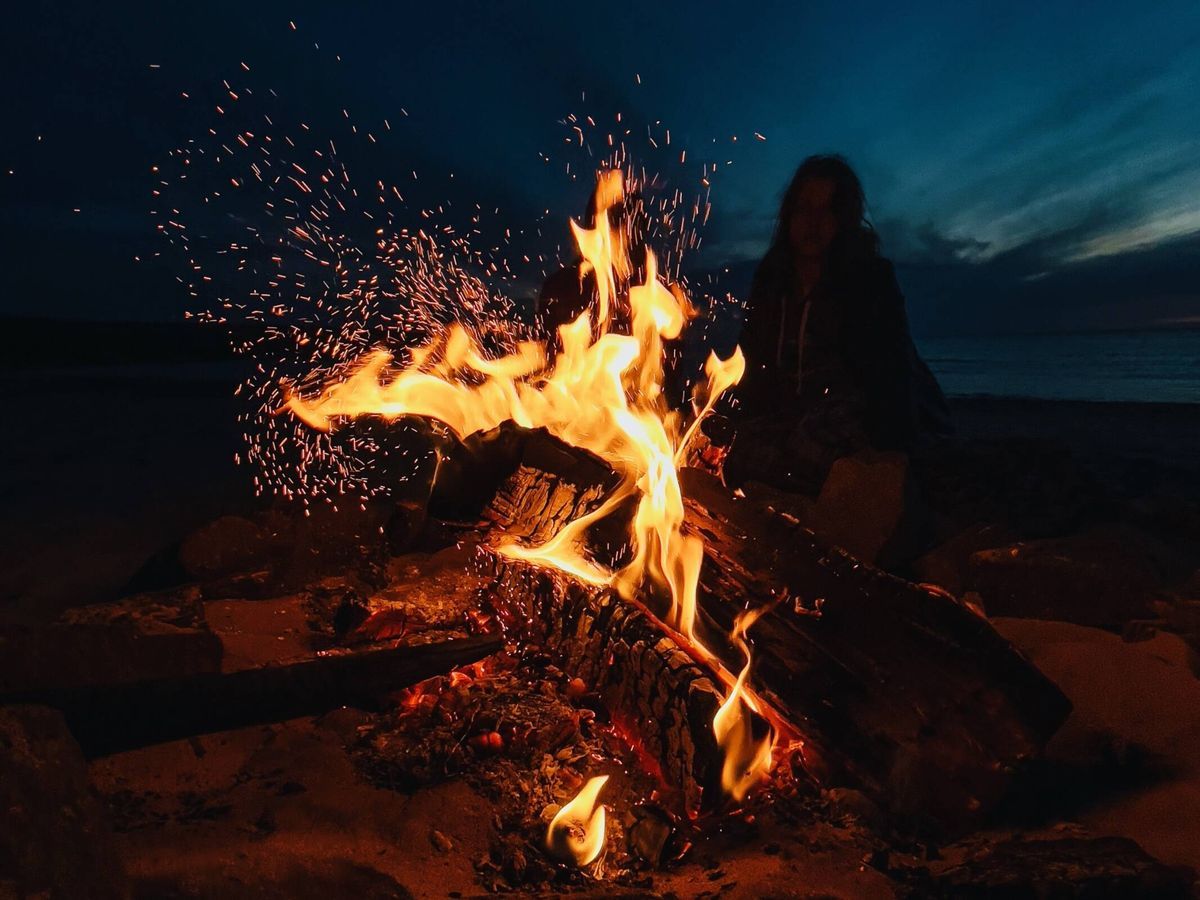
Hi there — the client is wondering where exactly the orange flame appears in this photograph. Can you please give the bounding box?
[283,170,774,804]
[711,608,774,802]
[546,774,608,866]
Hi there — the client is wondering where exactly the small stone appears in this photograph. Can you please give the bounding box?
[628,805,674,867]
[430,829,453,853]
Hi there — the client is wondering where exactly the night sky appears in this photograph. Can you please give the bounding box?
[4,0,1200,336]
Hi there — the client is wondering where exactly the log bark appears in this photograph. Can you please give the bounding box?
[680,467,1072,832]
[2,634,501,758]
[484,558,725,812]
[480,430,1071,832]
[481,434,732,811]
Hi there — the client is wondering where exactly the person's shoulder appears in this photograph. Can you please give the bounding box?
[861,254,896,284]
[859,256,903,305]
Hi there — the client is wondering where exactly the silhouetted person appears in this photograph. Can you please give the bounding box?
[726,155,950,492]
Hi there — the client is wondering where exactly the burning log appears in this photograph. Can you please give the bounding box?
[680,467,1072,831]
[482,433,761,813]
[481,431,1071,832]
[2,633,500,758]
[275,168,1065,832]
[486,557,728,813]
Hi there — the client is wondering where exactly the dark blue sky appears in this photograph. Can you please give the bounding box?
[3,0,1200,335]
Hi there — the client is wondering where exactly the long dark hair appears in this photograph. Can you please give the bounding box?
[754,155,880,294]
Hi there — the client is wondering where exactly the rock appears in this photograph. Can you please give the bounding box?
[278,499,397,590]
[809,449,925,568]
[1122,628,1200,677]
[0,705,129,899]
[429,829,454,853]
[385,499,428,555]
[913,523,1014,597]
[178,515,277,580]
[934,835,1191,898]
[1,587,222,694]
[995,617,1200,870]
[823,787,886,831]
[968,533,1164,630]
[627,804,676,867]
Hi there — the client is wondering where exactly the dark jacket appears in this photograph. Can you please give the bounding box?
[736,247,950,451]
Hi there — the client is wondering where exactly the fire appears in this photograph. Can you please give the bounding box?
[283,170,773,807]
[711,608,774,802]
[545,775,609,866]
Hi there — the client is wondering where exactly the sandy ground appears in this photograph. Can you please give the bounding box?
[948,396,1200,486]
[76,608,1200,897]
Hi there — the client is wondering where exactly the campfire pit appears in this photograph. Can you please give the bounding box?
[2,166,1091,897]
[478,428,1070,832]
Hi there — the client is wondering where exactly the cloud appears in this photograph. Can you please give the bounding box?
[898,225,1200,337]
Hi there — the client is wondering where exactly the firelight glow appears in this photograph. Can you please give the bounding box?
[283,169,774,812]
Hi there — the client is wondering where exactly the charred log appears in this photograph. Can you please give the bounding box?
[2,633,501,758]
[680,467,1072,832]
[481,436,736,810]
[480,430,1071,833]
[484,556,726,813]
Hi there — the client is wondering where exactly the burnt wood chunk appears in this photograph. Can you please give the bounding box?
[480,430,1071,833]
[484,556,725,812]
[2,634,501,758]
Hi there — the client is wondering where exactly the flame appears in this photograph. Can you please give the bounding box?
[711,608,774,802]
[283,170,775,805]
[545,774,609,866]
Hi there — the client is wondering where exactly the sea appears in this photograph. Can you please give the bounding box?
[916,328,1200,405]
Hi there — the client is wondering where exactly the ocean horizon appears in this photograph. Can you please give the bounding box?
[3,315,1197,406]
[917,327,1200,405]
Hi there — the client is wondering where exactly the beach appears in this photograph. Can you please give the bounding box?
[2,353,1197,620]
[949,395,1200,484]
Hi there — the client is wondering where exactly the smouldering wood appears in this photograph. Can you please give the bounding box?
[3,634,502,758]
[481,431,1072,831]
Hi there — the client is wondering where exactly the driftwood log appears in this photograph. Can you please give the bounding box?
[481,436,732,812]
[479,430,1071,832]
[2,634,501,758]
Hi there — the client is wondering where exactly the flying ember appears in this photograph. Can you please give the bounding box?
[283,169,775,824]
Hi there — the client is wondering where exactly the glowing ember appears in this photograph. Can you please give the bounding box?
[283,170,774,805]
[545,774,609,866]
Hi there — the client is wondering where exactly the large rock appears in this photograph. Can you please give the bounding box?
[913,522,1014,597]
[995,617,1200,871]
[0,705,129,899]
[808,449,925,568]
[968,532,1164,629]
[178,515,279,581]
[170,498,427,598]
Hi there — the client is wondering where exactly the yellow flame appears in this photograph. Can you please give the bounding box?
[283,171,774,804]
[546,775,608,866]
[711,608,774,803]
